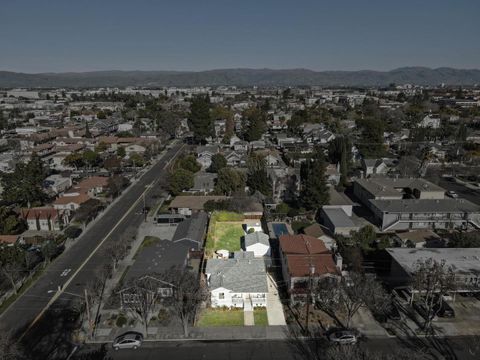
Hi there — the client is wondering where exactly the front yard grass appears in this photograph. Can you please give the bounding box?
[253,308,268,326]
[196,308,244,327]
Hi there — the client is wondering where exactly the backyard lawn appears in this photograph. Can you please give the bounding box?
[213,222,244,252]
[197,309,244,327]
[253,308,269,326]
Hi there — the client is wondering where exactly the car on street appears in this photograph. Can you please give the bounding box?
[328,330,358,345]
[446,190,459,198]
[112,332,144,350]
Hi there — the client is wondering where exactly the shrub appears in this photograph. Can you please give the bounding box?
[116,315,127,327]
[157,308,171,326]
[64,226,82,239]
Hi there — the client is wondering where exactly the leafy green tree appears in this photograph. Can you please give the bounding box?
[188,95,213,143]
[41,240,58,267]
[214,168,246,195]
[1,154,47,206]
[156,110,179,138]
[96,111,106,119]
[169,168,194,195]
[246,153,271,196]
[0,245,25,294]
[357,117,385,158]
[300,149,329,210]
[129,152,145,167]
[63,152,85,169]
[0,111,8,130]
[242,107,267,142]
[350,225,377,251]
[117,146,126,158]
[287,110,308,136]
[448,232,480,248]
[176,154,201,173]
[208,154,227,173]
[83,150,101,168]
[0,206,26,235]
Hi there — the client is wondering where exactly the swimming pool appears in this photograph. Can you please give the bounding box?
[272,223,289,238]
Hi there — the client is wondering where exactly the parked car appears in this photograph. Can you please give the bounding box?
[435,298,455,318]
[446,191,459,198]
[387,303,402,321]
[112,332,143,350]
[328,330,358,345]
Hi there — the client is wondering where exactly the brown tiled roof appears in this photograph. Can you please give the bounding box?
[279,234,329,255]
[0,235,19,244]
[20,207,60,220]
[53,193,91,205]
[74,176,109,191]
[286,254,339,277]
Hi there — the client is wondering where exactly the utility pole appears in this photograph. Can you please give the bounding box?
[304,264,315,336]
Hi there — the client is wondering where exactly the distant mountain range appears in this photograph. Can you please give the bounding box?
[0,67,479,88]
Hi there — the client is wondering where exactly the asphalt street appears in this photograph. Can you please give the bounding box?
[73,336,480,360]
[0,142,185,341]
[425,173,480,206]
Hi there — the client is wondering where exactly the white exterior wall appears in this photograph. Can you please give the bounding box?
[246,243,271,257]
[210,287,267,308]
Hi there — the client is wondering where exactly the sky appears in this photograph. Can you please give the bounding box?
[0,0,479,73]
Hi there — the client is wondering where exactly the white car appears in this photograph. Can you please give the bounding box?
[112,332,143,350]
[328,330,358,345]
[446,191,459,198]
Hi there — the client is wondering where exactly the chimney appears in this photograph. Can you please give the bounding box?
[334,253,343,271]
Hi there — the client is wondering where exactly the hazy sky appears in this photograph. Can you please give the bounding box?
[1,0,479,73]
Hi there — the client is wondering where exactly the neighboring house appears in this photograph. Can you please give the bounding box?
[0,235,20,245]
[205,251,268,308]
[118,275,174,309]
[232,140,249,152]
[242,231,271,257]
[196,145,219,169]
[320,188,359,236]
[224,150,246,167]
[386,248,480,292]
[361,158,389,177]
[302,223,336,250]
[419,114,441,129]
[20,207,68,231]
[325,164,341,186]
[189,172,217,193]
[53,193,91,211]
[73,176,110,196]
[393,229,443,248]
[353,178,480,231]
[43,174,72,195]
[169,195,229,216]
[279,234,341,304]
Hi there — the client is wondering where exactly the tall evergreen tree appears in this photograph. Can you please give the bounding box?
[188,95,213,143]
[300,149,330,211]
[242,107,267,142]
[246,153,272,196]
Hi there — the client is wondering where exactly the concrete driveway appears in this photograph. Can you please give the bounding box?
[266,274,286,325]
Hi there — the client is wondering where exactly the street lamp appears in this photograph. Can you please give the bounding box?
[305,264,315,336]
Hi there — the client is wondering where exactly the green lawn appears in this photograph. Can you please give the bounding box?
[214,222,244,252]
[197,309,244,327]
[253,309,269,326]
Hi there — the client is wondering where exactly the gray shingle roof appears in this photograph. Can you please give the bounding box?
[205,253,268,293]
[244,232,270,248]
[370,198,480,213]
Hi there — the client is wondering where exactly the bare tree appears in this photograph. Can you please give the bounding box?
[123,275,163,335]
[0,331,24,360]
[162,266,208,337]
[411,258,456,331]
[314,272,390,329]
[104,237,128,271]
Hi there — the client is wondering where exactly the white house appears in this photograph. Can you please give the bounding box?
[419,114,441,129]
[205,252,268,308]
[243,232,271,257]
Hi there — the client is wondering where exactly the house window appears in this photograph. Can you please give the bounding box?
[158,287,173,297]
[219,292,225,299]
